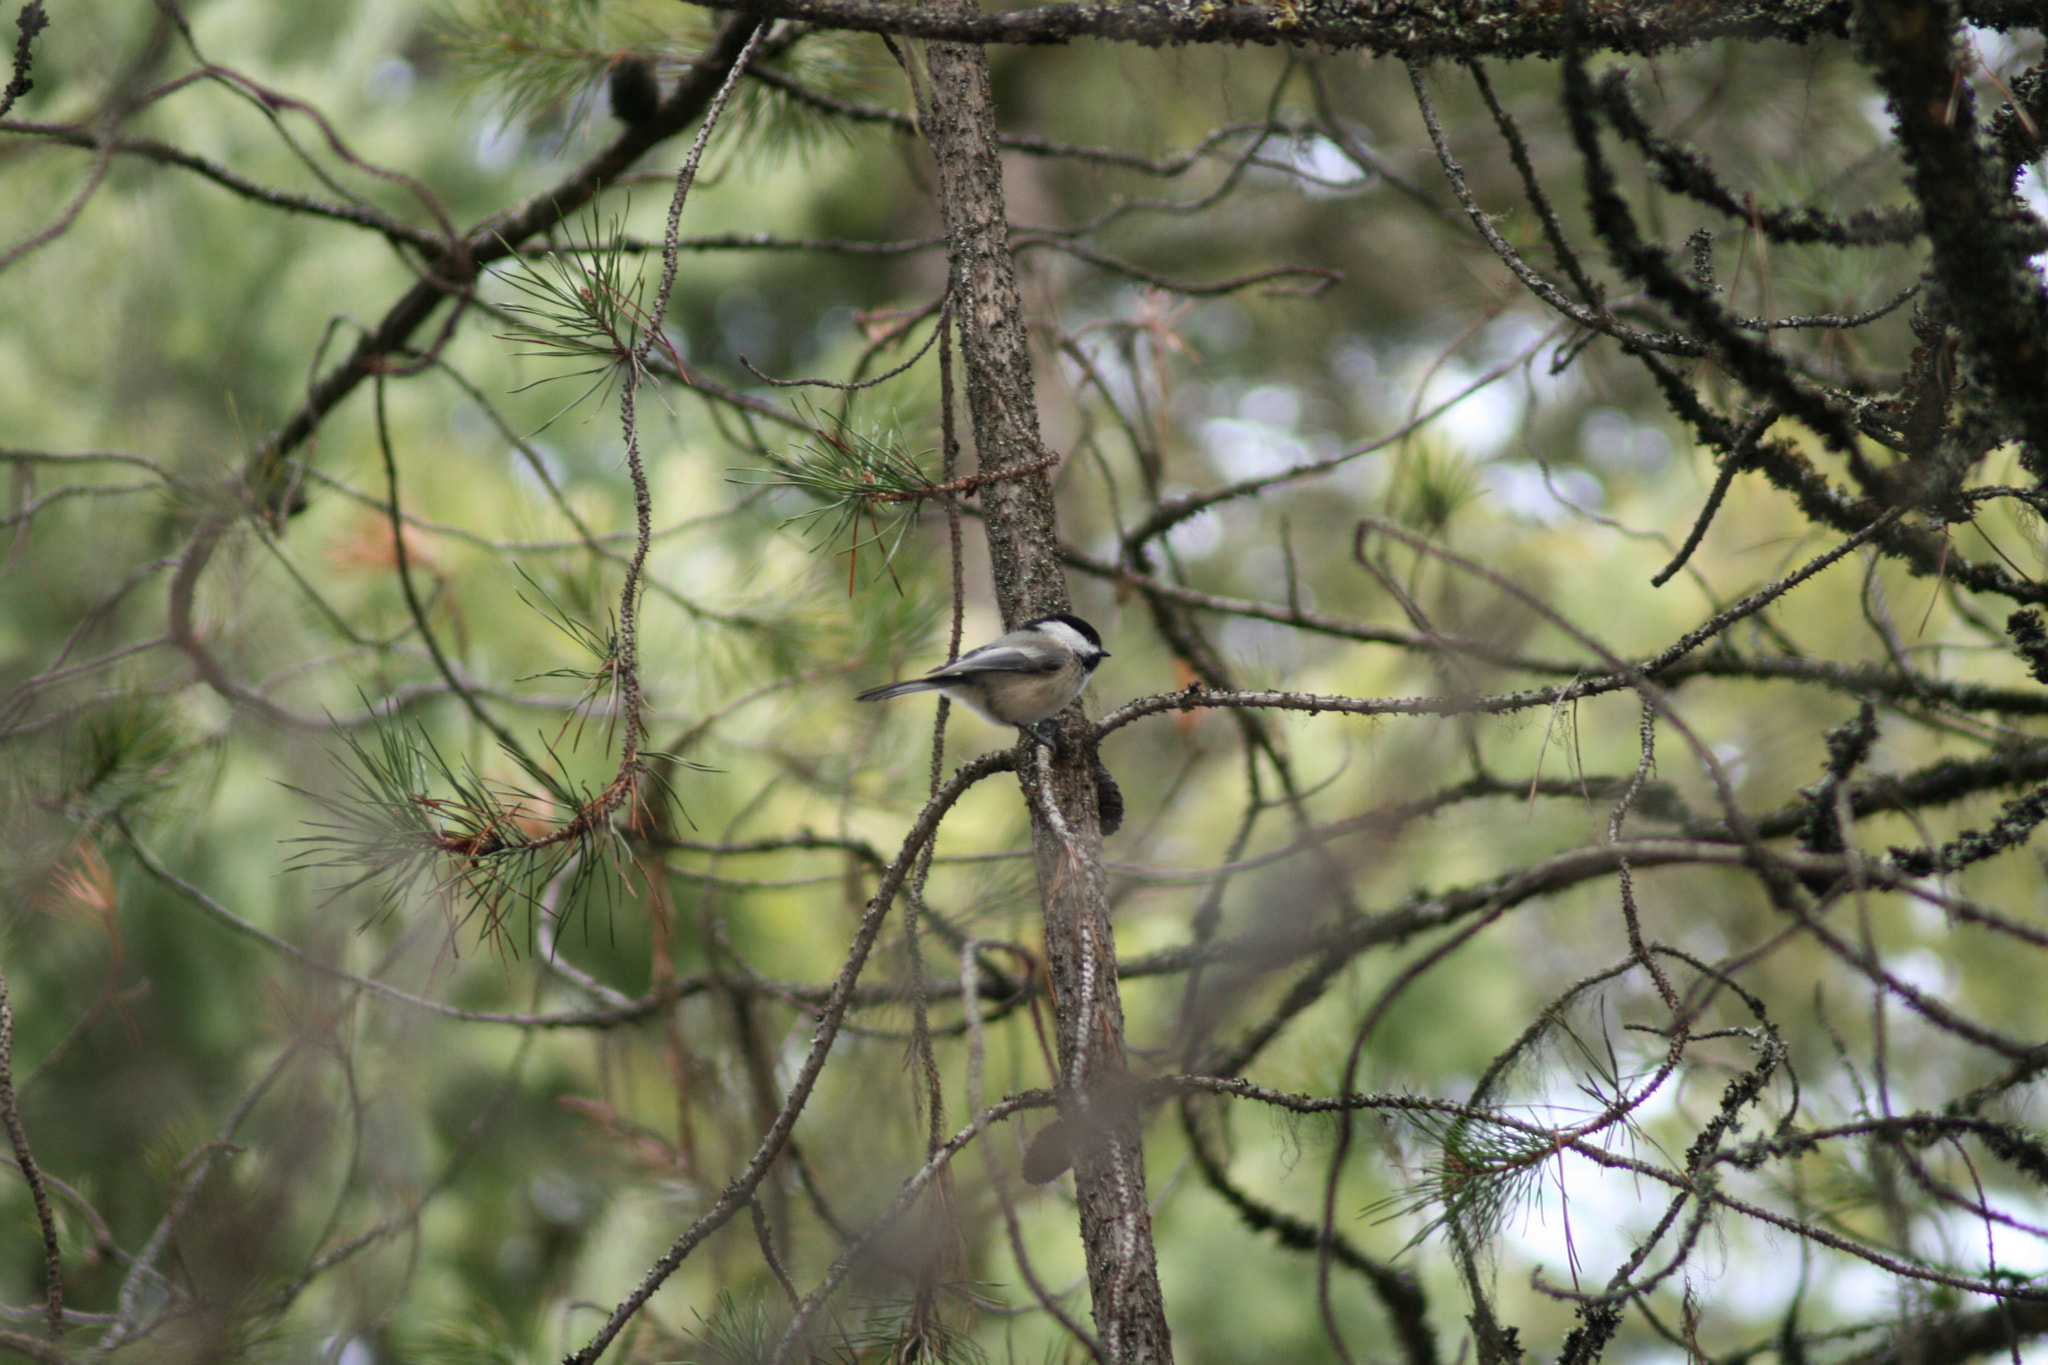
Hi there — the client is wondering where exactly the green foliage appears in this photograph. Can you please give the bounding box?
[493,209,657,423]
[1388,442,1483,538]
[56,694,201,829]
[668,1291,993,1365]
[286,703,611,945]
[738,407,940,588]
[6,2,2048,1363]
[675,1292,802,1365]
[287,710,482,901]
[416,1299,526,1363]
[1386,1110,1558,1262]
[722,33,895,167]
[512,564,622,693]
[437,0,666,126]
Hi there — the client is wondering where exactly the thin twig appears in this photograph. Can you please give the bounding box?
[0,963,62,1341]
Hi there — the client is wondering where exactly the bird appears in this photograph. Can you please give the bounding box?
[855,613,1109,745]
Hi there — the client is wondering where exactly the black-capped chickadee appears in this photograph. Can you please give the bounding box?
[856,613,1109,742]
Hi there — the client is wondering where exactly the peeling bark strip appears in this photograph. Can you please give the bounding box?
[916,23,1177,1365]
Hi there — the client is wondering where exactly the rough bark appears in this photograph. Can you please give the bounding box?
[917,27,1177,1365]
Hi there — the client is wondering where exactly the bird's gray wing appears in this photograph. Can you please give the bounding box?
[927,642,1060,676]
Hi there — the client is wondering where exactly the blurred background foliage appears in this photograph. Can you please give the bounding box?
[3,0,2046,1361]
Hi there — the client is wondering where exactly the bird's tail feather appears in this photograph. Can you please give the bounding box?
[855,678,939,703]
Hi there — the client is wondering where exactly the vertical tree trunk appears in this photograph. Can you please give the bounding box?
[917,33,1177,1365]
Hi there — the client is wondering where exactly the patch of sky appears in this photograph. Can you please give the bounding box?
[1199,419,1293,480]
[1496,1140,1664,1286]
[1200,383,1315,481]
[2024,164,2048,221]
[2021,165,2048,279]
[1415,360,1524,457]
[1240,383,1300,430]
[1163,502,1224,560]
[1485,460,1605,524]
[1063,330,1143,415]
[1929,1193,2048,1277]
[1219,614,1301,679]
[1902,879,1951,935]
[1964,24,2025,74]
[1494,1077,1904,1331]
[1578,407,1674,476]
[1062,288,1250,421]
[1881,946,1954,1000]
[1352,313,1580,460]
[1483,313,1580,404]
[1281,129,1376,199]
[1702,1244,1902,1329]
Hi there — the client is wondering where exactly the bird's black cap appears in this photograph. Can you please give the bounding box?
[1033,612,1107,655]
